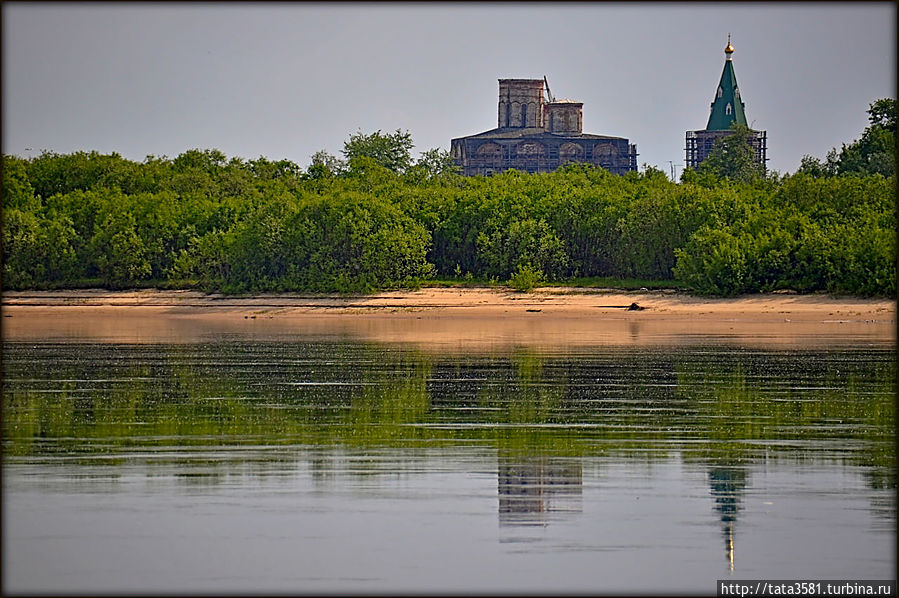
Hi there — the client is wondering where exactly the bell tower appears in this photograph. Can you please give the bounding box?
[498,79,546,128]
[685,36,768,171]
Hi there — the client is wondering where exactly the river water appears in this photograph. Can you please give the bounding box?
[2,336,895,594]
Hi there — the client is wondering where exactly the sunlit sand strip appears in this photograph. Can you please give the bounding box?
[2,288,894,350]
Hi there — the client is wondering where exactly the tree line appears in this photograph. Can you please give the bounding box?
[1,101,894,296]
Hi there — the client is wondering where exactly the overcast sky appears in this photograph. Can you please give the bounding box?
[2,2,895,177]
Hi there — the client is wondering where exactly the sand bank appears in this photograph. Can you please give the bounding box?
[2,287,894,350]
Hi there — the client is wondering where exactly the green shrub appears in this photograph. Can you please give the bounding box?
[508,262,543,292]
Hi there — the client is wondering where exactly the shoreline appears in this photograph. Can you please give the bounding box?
[2,287,895,349]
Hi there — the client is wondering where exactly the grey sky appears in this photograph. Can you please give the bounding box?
[2,2,895,177]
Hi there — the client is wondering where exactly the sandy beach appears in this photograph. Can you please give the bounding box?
[2,287,895,350]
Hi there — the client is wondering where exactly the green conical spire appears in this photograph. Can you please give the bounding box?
[706,35,748,131]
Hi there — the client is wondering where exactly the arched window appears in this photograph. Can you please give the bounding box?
[476,143,504,172]
[505,103,511,127]
[593,143,617,167]
[559,142,584,164]
[718,87,723,98]
[521,103,528,127]
[515,141,546,171]
[725,103,732,115]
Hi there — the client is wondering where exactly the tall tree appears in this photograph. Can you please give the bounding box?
[797,98,895,177]
[835,98,895,177]
[695,124,766,184]
[413,148,459,178]
[307,150,346,178]
[342,129,414,174]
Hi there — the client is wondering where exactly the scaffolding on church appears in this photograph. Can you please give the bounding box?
[685,129,767,171]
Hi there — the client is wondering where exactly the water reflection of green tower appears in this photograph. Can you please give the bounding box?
[708,466,748,571]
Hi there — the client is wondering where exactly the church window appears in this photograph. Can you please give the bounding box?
[521,103,528,127]
[718,87,723,98]
[726,103,732,115]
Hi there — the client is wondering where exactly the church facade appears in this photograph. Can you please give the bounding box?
[451,78,638,177]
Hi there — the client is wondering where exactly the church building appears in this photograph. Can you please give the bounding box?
[685,36,768,170]
[451,78,638,176]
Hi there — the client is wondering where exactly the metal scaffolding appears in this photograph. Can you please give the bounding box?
[685,129,767,171]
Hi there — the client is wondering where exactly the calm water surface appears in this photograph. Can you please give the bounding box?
[2,340,895,594]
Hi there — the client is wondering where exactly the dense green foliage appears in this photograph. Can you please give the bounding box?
[2,105,895,296]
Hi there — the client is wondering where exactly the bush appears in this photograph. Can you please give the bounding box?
[508,262,543,292]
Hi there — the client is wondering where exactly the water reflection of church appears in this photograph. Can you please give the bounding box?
[495,453,749,571]
[498,456,583,527]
